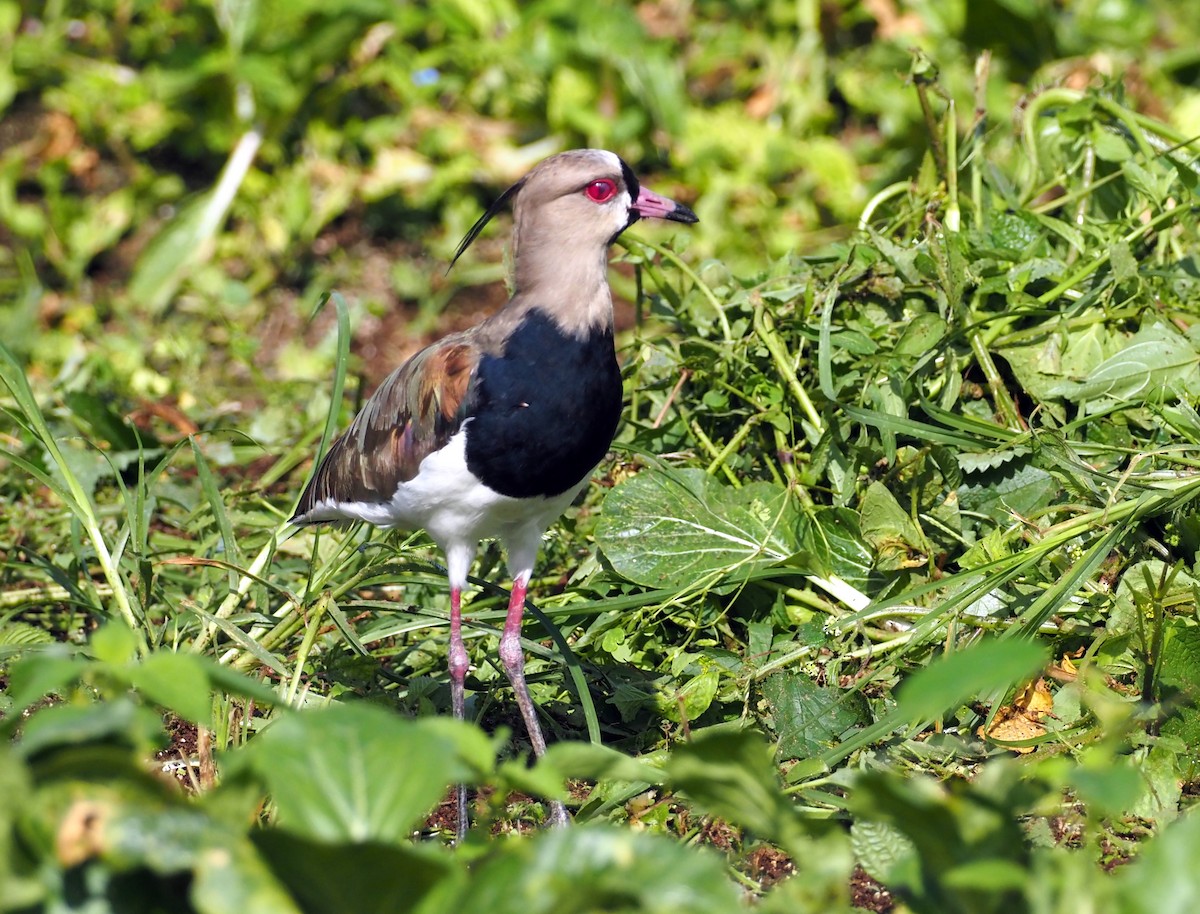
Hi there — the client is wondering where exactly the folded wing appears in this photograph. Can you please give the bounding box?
[292,336,480,521]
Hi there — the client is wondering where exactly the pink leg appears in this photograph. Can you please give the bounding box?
[497,574,569,827]
[448,584,469,842]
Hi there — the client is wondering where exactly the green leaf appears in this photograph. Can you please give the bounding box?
[0,746,40,909]
[1114,808,1200,913]
[1091,126,1133,162]
[762,674,870,760]
[1047,322,1200,403]
[859,481,927,567]
[1157,619,1200,750]
[894,313,948,357]
[848,764,1031,912]
[659,669,720,724]
[84,800,302,914]
[850,819,916,884]
[17,698,167,758]
[90,622,140,666]
[128,193,215,312]
[1129,746,1184,824]
[540,742,665,785]
[448,826,742,914]
[941,858,1030,890]
[895,639,1047,723]
[801,507,874,589]
[254,831,458,914]
[1067,763,1144,818]
[247,705,486,843]
[1109,239,1137,284]
[665,726,809,854]
[957,460,1060,523]
[128,652,215,727]
[204,662,286,707]
[5,649,85,716]
[0,621,55,651]
[597,468,802,589]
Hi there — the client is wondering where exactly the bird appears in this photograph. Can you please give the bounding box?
[290,148,698,840]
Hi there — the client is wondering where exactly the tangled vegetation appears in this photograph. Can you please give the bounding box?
[4,1,1200,911]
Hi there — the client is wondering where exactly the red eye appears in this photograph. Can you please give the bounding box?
[584,179,618,203]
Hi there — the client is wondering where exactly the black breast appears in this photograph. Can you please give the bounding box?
[465,311,623,499]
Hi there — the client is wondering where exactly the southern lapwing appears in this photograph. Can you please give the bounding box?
[290,149,698,839]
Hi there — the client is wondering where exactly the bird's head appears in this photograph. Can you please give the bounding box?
[451,149,697,271]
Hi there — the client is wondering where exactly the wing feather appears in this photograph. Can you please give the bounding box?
[291,335,480,521]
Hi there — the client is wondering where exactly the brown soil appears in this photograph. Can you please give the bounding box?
[850,866,896,912]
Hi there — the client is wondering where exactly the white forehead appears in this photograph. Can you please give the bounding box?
[591,149,622,170]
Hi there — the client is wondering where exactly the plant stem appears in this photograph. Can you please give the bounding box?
[635,237,733,342]
[752,300,823,438]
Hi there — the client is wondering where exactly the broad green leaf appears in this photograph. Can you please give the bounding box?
[941,859,1030,890]
[71,799,302,914]
[1091,125,1133,162]
[894,312,947,357]
[985,210,1043,258]
[127,652,215,727]
[801,507,873,589]
[895,639,1047,723]
[957,460,1060,523]
[204,661,286,707]
[0,746,40,909]
[1067,764,1143,818]
[762,674,870,760]
[5,650,85,716]
[848,764,1030,912]
[1047,322,1200,403]
[495,755,568,805]
[17,699,167,758]
[850,820,916,884]
[665,726,808,854]
[540,742,665,785]
[191,840,305,914]
[1157,619,1200,750]
[1000,317,1120,402]
[449,825,742,914]
[858,481,927,568]
[1108,560,1200,637]
[597,468,802,589]
[89,622,140,666]
[1109,239,1137,283]
[659,669,719,724]
[1114,808,1200,914]
[248,705,484,843]
[254,831,458,914]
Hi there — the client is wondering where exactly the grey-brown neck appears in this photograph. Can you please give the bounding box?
[508,210,616,337]
[457,149,641,343]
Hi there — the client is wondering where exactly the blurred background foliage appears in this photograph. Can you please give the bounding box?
[6,1,1200,909]
[4,0,1199,412]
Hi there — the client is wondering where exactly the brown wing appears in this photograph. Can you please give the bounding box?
[291,335,480,520]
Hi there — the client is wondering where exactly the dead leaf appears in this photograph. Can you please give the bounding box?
[1014,678,1054,715]
[979,678,1053,754]
[1048,654,1078,683]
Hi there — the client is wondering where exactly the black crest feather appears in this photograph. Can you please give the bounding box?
[449,177,527,271]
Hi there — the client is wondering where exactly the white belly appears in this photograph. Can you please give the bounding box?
[297,429,583,550]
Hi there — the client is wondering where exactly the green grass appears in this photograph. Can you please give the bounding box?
[6,1,1200,911]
